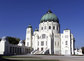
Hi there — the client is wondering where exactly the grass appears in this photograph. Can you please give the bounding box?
[1,56,59,61]
[14,60,58,61]
[2,56,39,58]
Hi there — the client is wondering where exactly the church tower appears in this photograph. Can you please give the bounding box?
[25,24,33,47]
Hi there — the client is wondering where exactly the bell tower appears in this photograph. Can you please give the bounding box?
[25,24,33,47]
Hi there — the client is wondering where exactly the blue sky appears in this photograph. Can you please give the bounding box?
[0,0,84,48]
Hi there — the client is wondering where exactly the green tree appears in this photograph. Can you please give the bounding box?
[6,36,20,44]
[0,38,1,41]
[81,47,84,54]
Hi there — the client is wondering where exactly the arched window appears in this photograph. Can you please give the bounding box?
[57,26,59,31]
[41,27,43,30]
[41,41,44,46]
[49,26,51,29]
[65,41,68,45]
[42,34,46,39]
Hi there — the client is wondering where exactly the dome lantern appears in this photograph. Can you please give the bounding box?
[47,9,52,13]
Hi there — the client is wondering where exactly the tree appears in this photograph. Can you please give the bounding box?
[6,36,20,44]
[0,38,1,41]
[81,47,84,54]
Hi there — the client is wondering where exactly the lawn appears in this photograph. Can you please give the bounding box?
[1,56,59,61]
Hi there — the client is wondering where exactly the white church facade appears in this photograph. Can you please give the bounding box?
[25,10,75,55]
[0,10,76,55]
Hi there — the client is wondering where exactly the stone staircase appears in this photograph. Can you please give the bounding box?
[31,50,44,54]
[31,49,49,54]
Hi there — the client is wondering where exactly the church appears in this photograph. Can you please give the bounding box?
[25,10,75,55]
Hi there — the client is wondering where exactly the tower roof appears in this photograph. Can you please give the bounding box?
[35,28,38,31]
[40,10,59,23]
[28,24,32,28]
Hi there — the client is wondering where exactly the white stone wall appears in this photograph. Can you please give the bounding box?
[39,21,60,33]
[75,49,83,55]
[0,38,29,55]
[71,34,74,55]
[31,21,60,54]
[54,33,61,54]
[25,21,75,55]
[0,40,6,54]
[61,30,74,55]
[32,31,39,50]
[25,28,33,47]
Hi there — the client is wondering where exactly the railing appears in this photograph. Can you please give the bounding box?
[31,49,38,54]
[43,49,49,54]
[40,51,44,54]
[31,49,49,54]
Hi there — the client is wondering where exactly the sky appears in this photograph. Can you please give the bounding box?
[0,0,84,48]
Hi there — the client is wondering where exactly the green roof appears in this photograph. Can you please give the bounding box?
[40,10,59,23]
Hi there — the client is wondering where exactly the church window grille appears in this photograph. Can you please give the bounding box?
[49,26,51,29]
[53,26,55,30]
[65,41,68,45]
[41,41,44,46]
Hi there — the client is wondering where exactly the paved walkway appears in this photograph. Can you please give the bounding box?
[6,55,84,61]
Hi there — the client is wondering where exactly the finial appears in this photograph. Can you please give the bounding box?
[47,9,52,13]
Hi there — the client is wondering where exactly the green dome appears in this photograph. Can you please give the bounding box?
[40,10,59,23]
